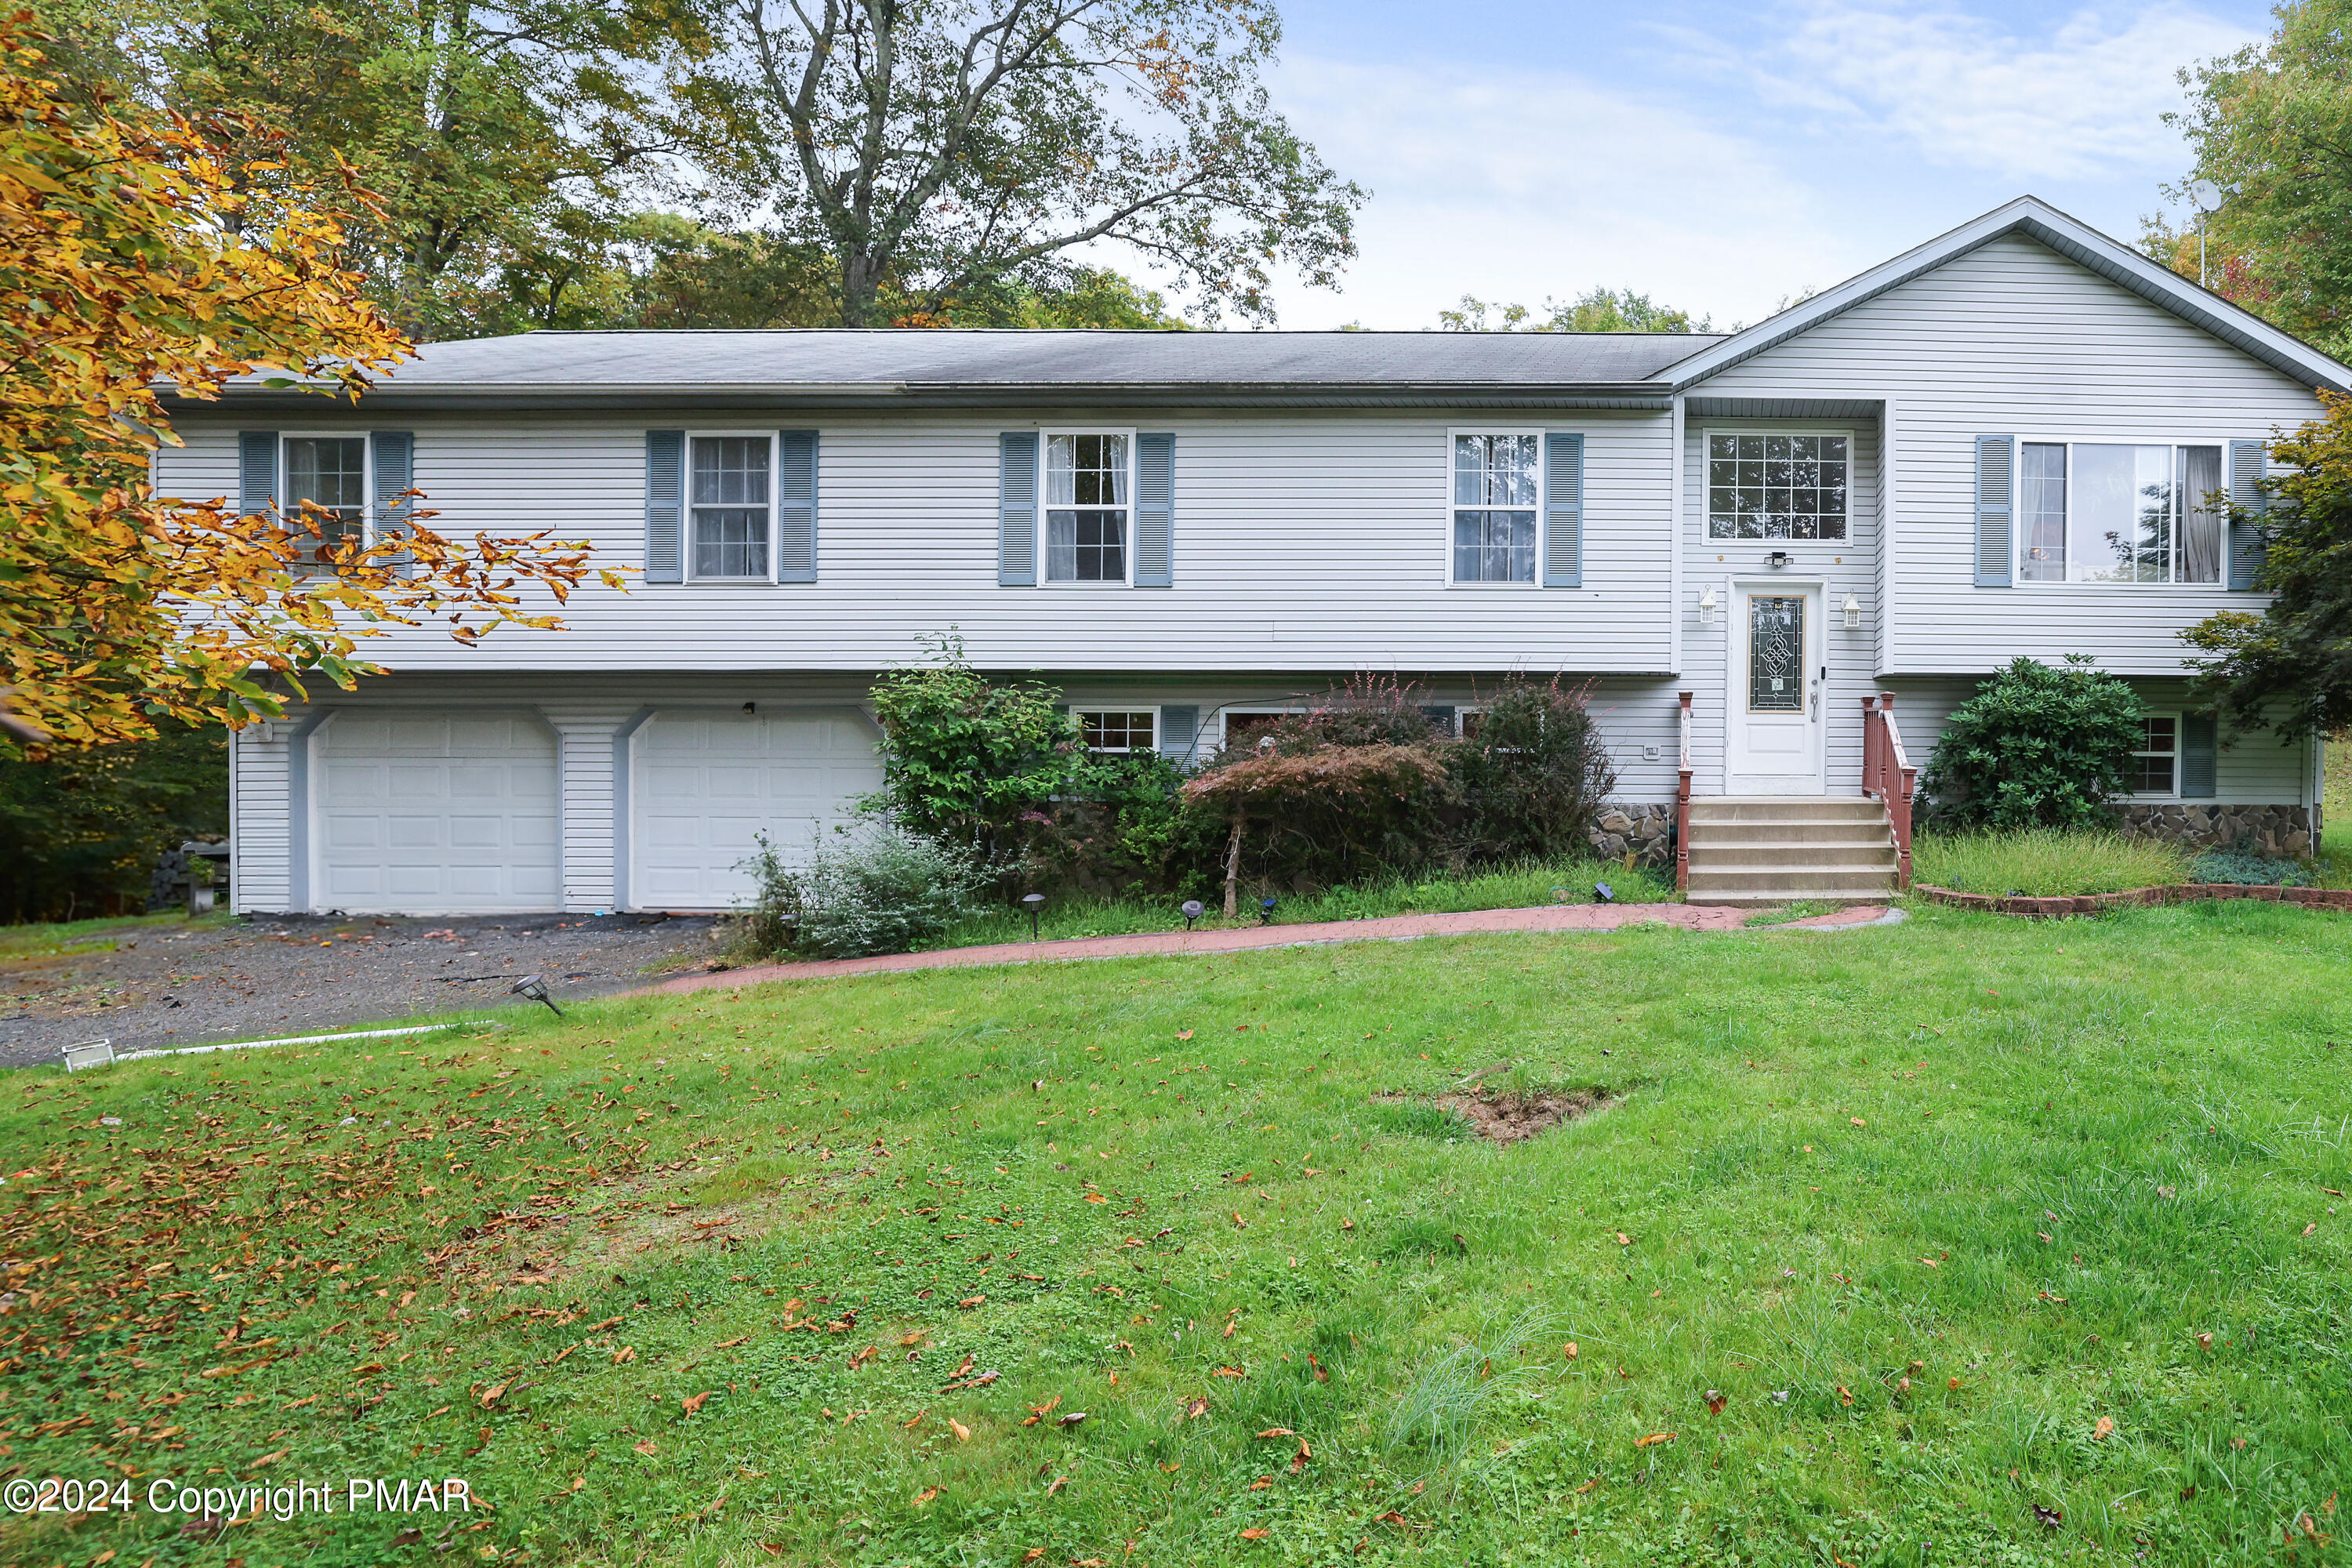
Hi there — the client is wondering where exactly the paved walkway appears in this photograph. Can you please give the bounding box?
[638,901,1900,997]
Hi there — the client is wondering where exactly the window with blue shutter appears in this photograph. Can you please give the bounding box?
[1544,433,1583,587]
[371,430,413,567]
[2229,439,2268,590]
[644,430,684,583]
[2180,713,2218,798]
[1134,432,1174,586]
[999,432,1039,586]
[1974,434,2013,586]
[777,429,818,583]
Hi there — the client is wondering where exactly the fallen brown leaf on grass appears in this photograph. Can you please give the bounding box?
[913,1486,940,1506]
[1044,1475,1067,1496]
[1704,1390,1727,1415]
[1291,1438,1310,1474]
[1240,1527,1269,1540]
[958,1295,986,1309]
[682,1392,710,1415]
[2093,1416,2115,1440]
[1563,1341,1578,1360]
[714,1335,748,1348]
[902,1409,927,1429]
[1176,1030,1194,1041]
[1021,1396,1062,1427]
[1213,1366,1245,1378]
[898,1330,927,1347]
[949,1418,971,1442]
[1256,1427,1295,1438]
[633,1439,657,1456]
[2196,1333,2214,1352]
[1184,1396,1209,1419]
[1635,1432,1676,1448]
[1574,1479,1601,1495]
[1021,1551,1046,1564]
[612,1345,637,1364]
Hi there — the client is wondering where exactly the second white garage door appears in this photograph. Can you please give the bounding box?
[313,711,561,913]
[630,709,886,911]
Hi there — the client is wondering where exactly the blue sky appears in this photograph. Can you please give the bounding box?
[1228,0,2275,330]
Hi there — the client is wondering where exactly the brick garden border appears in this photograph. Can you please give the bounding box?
[1915,882,2352,918]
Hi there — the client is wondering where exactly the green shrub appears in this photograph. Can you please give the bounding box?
[739,826,985,958]
[1449,675,1619,861]
[1911,829,2190,897]
[1921,656,2145,829]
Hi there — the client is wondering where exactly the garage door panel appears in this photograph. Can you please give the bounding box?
[313,710,559,913]
[630,708,884,912]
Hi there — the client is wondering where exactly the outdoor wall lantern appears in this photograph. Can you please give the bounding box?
[1022,892,1047,939]
[1697,588,1718,626]
[1843,593,1863,629]
[1765,550,1792,569]
[1181,899,1204,932]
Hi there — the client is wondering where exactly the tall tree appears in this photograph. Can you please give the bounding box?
[38,0,688,337]
[1438,286,1711,334]
[0,19,619,750]
[672,0,1363,326]
[2159,0,2352,353]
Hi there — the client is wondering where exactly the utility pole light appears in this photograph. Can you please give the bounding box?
[2189,179,2224,289]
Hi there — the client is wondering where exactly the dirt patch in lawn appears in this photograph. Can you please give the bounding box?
[1373,1083,1615,1145]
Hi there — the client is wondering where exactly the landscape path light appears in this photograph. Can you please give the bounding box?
[1259,897,1277,925]
[509,974,563,1017]
[1022,892,1047,940]
[1181,899,1203,932]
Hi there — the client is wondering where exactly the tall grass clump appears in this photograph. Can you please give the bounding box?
[1912,827,2190,896]
[1383,1308,1561,1465]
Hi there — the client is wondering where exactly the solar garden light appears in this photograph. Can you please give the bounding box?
[1181,899,1203,932]
[1022,892,1047,940]
[1258,897,1277,926]
[508,974,563,1017]
[1593,882,1615,904]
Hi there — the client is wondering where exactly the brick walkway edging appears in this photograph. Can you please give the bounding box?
[637,901,1904,997]
[1916,882,2352,918]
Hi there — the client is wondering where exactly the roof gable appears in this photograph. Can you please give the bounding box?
[1668,196,2352,395]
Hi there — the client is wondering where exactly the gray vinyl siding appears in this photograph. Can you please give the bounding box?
[161,409,1679,677]
[1694,234,2320,677]
[1677,419,1883,795]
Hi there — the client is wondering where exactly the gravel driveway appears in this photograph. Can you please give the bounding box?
[0,912,724,1070]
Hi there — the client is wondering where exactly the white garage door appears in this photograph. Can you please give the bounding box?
[630,710,885,911]
[314,711,560,913]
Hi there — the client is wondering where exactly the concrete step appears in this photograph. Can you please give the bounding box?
[1686,797,1890,823]
[1687,841,1899,869]
[1684,820,1894,846]
[1685,890,1896,909]
[1686,864,1898,893]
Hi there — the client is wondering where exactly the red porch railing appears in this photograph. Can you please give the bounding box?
[1675,691,1693,897]
[1860,691,1916,890]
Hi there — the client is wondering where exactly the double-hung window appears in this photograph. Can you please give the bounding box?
[1707,433,1848,539]
[1046,433,1131,583]
[1076,710,1156,753]
[2017,442,2225,585]
[1452,433,1540,583]
[2128,714,2180,794]
[282,434,368,560]
[691,434,774,579]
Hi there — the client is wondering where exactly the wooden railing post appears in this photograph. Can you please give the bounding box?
[1860,695,1881,798]
[1675,691,1693,898]
[1878,691,1915,891]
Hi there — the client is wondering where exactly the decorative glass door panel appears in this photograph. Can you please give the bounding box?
[1748,596,1805,711]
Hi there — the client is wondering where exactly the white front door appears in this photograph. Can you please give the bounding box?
[1726,583,1826,795]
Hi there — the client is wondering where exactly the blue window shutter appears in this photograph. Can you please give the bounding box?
[1134,432,1174,586]
[370,430,413,542]
[2229,439,2268,590]
[1159,704,1199,764]
[1544,432,1583,587]
[1974,434,2013,587]
[644,430,684,584]
[239,430,278,521]
[2181,713,2217,798]
[777,429,818,583]
[999,432,1038,586]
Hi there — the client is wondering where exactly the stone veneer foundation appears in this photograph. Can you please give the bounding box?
[1588,804,1677,869]
[2111,803,2315,857]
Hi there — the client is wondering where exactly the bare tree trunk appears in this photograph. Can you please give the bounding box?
[1222,811,1245,918]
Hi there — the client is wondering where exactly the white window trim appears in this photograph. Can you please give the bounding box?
[2012,437,2232,590]
[278,430,373,547]
[1041,427,1138,588]
[685,429,779,584]
[1446,427,1545,588]
[1701,427,1855,546]
[1072,706,1160,754]
[2123,708,2184,800]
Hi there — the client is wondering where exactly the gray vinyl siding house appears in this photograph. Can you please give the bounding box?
[169,197,2343,916]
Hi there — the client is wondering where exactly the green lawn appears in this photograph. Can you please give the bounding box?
[3,901,2349,1566]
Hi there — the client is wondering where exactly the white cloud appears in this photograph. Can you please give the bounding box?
[1252,54,1870,329]
[1675,2,2258,181]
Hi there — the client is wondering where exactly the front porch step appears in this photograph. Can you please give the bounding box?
[1682,796,1901,907]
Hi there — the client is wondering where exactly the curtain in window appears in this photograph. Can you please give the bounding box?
[2180,445,2223,585]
